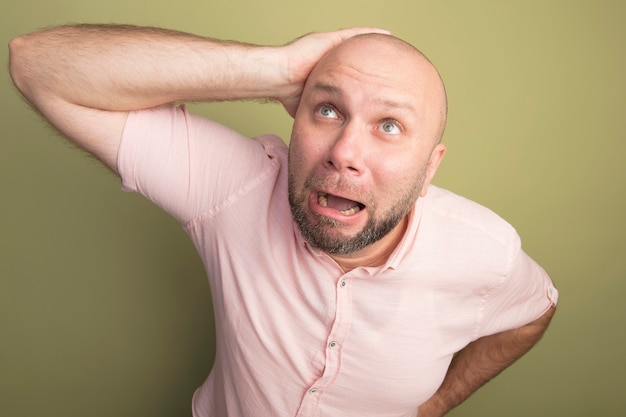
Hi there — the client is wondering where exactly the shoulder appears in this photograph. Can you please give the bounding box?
[120,105,288,224]
[255,133,289,159]
[419,185,520,251]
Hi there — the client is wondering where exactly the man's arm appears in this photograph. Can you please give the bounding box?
[417,306,556,417]
[8,24,387,172]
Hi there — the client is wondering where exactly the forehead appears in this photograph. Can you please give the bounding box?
[304,36,436,112]
[300,35,447,142]
[308,80,417,111]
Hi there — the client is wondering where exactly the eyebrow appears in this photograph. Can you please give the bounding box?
[309,82,341,95]
[308,82,417,114]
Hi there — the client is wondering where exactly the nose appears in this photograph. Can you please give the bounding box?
[325,122,364,174]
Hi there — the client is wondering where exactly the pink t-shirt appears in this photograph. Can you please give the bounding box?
[118,105,558,417]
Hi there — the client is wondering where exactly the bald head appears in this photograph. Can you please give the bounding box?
[288,32,449,260]
[304,33,448,146]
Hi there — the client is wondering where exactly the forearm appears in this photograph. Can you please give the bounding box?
[418,306,556,417]
[9,24,286,112]
[8,24,387,171]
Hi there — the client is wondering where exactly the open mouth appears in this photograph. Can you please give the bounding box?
[317,192,365,216]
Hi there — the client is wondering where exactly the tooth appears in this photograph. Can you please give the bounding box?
[341,205,361,216]
[318,193,328,207]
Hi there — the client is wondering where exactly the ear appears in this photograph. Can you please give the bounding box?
[419,143,447,197]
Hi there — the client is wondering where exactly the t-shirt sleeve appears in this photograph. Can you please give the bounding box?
[117,104,275,224]
[476,240,558,338]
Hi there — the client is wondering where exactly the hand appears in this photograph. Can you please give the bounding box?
[415,306,557,417]
[278,27,390,117]
[416,395,447,417]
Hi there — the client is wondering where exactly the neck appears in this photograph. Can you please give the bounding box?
[330,215,409,273]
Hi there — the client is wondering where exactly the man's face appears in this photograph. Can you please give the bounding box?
[288,36,446,260]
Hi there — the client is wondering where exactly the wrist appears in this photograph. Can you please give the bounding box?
[205,43,289,101]
[417,393,450,417]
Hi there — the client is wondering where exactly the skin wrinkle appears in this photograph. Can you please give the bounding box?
[287,34,447,270]
[344,33,448,144]
[308,82,422,132]
[288,165,427,257]
[7,26,557,416]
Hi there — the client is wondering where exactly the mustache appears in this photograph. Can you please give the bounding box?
[303,174,367,197]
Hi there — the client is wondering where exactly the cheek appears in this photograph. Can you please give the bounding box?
[289,127,327,172]
[289,123,312,157]
[288,133,315,189]
[371,155,428,197]
[288,139,306,173]
[374,154,420,182]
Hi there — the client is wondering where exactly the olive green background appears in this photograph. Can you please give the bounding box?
[1,1,624,416]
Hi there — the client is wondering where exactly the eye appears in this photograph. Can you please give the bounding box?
[316,104,339,119]
[380,120,402,135]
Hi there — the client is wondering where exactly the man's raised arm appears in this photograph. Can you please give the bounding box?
[8,24,387,172]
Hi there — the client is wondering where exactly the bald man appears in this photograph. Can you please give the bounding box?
[9,25,557,417]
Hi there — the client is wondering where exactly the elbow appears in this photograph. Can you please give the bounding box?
[8,35,36,97]
[8,36,26,89]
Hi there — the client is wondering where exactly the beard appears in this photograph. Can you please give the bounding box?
[288,171,426,255]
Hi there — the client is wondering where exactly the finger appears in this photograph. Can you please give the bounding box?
[328,27,392,41]
[335,27,391,36]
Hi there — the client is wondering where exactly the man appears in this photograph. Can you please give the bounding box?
[9,24,557,417]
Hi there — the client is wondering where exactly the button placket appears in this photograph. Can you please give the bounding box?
[320,274,352,368]
[295,275,354,417]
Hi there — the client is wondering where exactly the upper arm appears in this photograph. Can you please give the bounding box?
[32,96,129,173]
